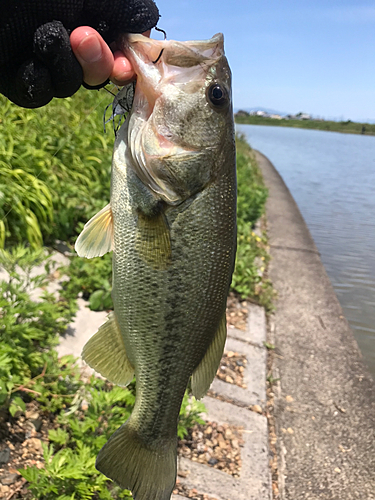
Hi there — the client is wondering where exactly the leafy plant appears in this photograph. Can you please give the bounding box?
[21,379,135,500]
[9,395,26,417]
[0,166,53,248]
[20,375,204,500]
[236,136,268,226]
[178,392,206,439]
[20,441,132,500]
[0,247,77,408]
[0,89,114,248]
[231,135,274,309]
[59,252,113,311]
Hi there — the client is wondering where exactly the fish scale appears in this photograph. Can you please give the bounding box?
[112,161,235,440]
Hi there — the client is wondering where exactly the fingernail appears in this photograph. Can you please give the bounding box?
[76,35,103,63]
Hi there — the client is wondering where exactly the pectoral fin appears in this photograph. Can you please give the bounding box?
[75,203,113,259]
[191,312,227,400]
[82,312,134,387]
[136,212,171,270]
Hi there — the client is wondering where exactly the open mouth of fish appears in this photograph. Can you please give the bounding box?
[118,33,226,204]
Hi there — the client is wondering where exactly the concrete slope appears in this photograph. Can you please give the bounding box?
[255,150,375,500]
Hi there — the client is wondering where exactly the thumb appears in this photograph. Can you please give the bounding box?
[70,27,114,87]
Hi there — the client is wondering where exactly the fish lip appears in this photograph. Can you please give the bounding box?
[120,34,165,70]
[119,32,225,70]
[118,33,228,204]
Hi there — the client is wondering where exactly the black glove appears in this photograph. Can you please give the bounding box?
[0,0,159,108]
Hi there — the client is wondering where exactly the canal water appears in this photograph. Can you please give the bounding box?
[237,124,375,378]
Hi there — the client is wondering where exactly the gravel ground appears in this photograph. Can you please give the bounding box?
[178,421,244,478]
[216,352,247,388]
[226,293,248,331]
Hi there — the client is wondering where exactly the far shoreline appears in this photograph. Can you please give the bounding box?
[235,115,375,136]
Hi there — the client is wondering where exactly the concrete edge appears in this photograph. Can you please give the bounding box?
[254,148,375,499]
[254,148,374,379]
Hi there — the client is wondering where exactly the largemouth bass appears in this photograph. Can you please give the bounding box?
[75,33,236,500]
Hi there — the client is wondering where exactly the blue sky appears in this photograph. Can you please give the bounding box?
[153,0,375,122]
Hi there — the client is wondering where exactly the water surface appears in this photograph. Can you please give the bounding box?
[237,124,375,378]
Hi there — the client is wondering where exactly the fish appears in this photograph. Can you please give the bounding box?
[75,32,236,500]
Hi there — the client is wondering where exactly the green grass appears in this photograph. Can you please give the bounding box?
[0,88,114,249]
[235,114,375,136]
[232,135,274,310]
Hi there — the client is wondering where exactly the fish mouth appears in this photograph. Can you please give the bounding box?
[128,118,205,205]
[118,34,224,204]
[120,33,225,122]
[121,32,225,68]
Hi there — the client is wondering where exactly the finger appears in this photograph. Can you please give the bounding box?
[110,30,151,86]
[0,59,54,108]
[70,27,114,87]
[110,51,135,86]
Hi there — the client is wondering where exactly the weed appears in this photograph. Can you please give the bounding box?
[0,252,205,499]
[264,342,276,350]
[0,247,77,408]
[232,135,274,309]
[59,253,113,311]
[0,90,113,248]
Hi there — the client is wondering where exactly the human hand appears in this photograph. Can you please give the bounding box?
[70,27,151,88]
[0,0,159,108]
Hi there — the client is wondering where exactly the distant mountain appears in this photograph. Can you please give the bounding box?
[234,107,289,117]
[234,108,375,123]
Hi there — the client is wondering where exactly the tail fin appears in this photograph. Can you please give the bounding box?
[96,421,177,500]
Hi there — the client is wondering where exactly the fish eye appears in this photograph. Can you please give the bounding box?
[207,83,228,109]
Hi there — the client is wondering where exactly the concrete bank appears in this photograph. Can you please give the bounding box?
[255,150,375,499]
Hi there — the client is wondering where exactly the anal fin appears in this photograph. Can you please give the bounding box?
[191,312,227,400]
[82,312,134,387]
[75,203,113,259]
[136,212,171,270]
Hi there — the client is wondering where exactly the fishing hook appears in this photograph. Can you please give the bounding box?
[155,26,167,39]
[152,26,167,64]
[152,48,164,64]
